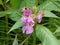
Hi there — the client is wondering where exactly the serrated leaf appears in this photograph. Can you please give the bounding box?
[39,0,60,11]
[35,25,59,45]
[44,10,59,18]
[7,19,23,34]
[12,35,18,45]
[50,0,60,8]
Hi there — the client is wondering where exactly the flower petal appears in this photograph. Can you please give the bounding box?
[26,16,34,26]
[36,13,42,23]
[21,16,27,24]
[22,26,26,33]
[26,25,33,34]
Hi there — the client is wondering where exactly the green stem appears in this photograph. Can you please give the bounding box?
[32,22,37,45]
[5,15,8,31]
[25,40,29,45]
[24,0,26,6]
[2,0,8,45]
[36,0,38,6]
[32,37,36,45]
[3,0,8,31]
[32,31,36,45]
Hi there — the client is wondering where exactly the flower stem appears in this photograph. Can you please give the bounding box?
[25,40,29,45]
[36,0,38,6]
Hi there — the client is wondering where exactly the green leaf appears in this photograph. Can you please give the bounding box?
[44,10,59,18]
[35,25,59,45]
[0,12,6,17]
[0,10,12,17]
[19,0,36,9]
[39,0,60,11]
[7,19,23,34]
[50,0,60,9]
[6,0,9,3]
[19,1,25,9]
[10,0,21,9]
[0,0,2,4]
[54,27,60,33]
[12,35,18,45]
[0,11,12,17]
[54,27,60,36]
[58,0,60,1]
[0,10,21,21]
[55,0,60,1]
[26,0,36,8]
[9,10,21,21]
[58,40,60,44]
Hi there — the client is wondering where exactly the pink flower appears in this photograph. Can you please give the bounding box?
[21,16,34,26]
[23,9,32,16]
[36,13,42,23]
[22,25,33,34]
[26,16,34,26]
[21,16,27,24]
[21,8,34,34]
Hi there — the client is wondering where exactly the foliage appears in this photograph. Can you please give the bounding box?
[0,0,60,45]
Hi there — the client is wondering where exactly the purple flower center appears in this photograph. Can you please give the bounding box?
[23,9,32,17]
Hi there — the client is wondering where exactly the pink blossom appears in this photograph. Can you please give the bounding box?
[23,9,32,16]
[26,16,34,26]
[22,25,33,34]
[36,13,42,23]
[21,16,27,24]
[21,8,34,34]
[21,16,34,26]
